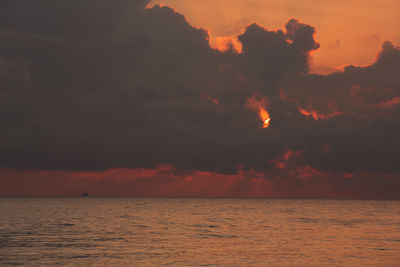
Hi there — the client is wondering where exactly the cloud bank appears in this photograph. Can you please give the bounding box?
[1,0,400,197]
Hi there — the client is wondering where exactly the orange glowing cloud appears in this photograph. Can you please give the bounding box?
[271,150,304,170]
[298,106,342,120]
[202,92,219,105]
[246,95,271,128]
[259,107,271,128]
[374,96,400,109]
[210,36,242,53]
[280,89,343,120]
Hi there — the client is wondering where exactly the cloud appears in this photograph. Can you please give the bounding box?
[0,0,400,197]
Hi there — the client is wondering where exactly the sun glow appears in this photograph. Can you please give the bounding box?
[259,107,271,128]
[246,95,271,129]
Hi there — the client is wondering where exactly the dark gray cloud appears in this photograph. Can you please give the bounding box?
[1,0,400,197]
[282,41,400,174]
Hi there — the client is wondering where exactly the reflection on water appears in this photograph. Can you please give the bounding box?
[1,198,400,266]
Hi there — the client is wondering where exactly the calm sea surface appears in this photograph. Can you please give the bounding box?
[0,198,400,266]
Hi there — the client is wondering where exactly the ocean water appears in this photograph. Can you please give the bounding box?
[0,198,400,266]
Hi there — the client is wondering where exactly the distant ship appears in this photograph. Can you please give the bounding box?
[80,192,89,197]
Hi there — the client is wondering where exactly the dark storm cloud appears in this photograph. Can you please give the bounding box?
[282,41,400,174]
[1,0,400,193]
[234,19,319,97]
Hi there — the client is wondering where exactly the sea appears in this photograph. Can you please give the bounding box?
[1,197,400,266]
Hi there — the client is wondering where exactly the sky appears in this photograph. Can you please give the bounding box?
[1,0,400,198]
[151,0,400,73]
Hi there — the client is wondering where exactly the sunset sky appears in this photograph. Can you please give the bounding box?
[151,0,400,72]
[1,0,400,198]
